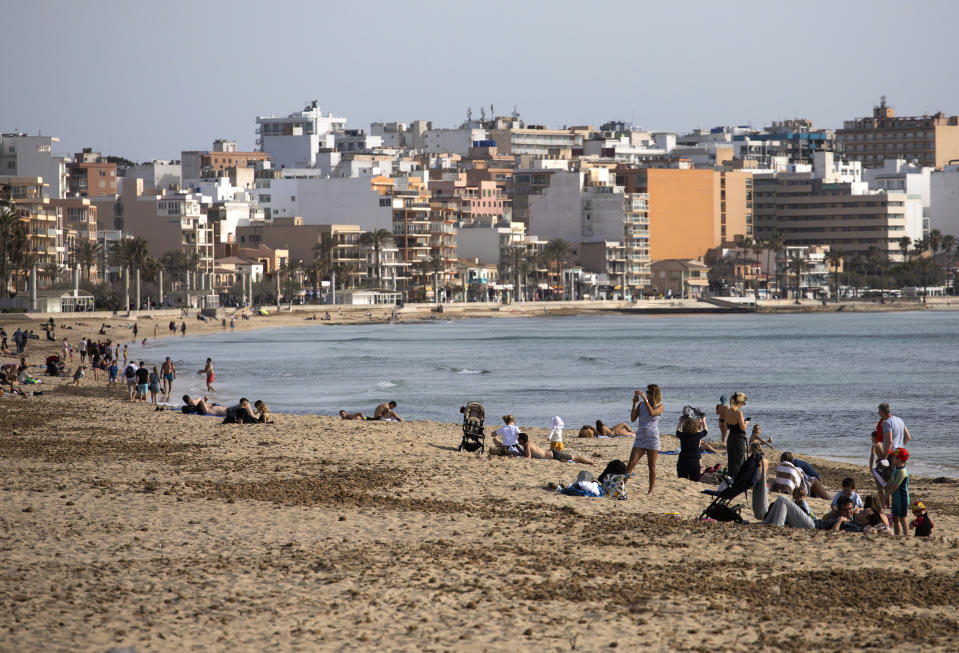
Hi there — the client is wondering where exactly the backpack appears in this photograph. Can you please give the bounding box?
[124,365,136,380]
[702,503,744,523]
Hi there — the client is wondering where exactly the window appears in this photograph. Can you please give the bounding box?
[291,195,296,201]
[6,161,14,169]
[99,170,106,176]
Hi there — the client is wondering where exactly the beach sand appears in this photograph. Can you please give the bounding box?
[3,311,959,651]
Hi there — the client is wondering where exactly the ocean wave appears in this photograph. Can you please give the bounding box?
[375,381,397,389]
[456,368,490,375]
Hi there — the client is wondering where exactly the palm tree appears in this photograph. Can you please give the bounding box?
[898,236,912,263]
[160,250,189,293]
[111,237,150,277]
[787,253,809,302]
[750,238,766,296]
[738,236,753,293]
[504,246,526,302]
[70,239,103,283]
[544,238,571,298]
[305,259,324,302]
[424,253,445,302]
[313,234,337,279]
[941,234,957,290]
[768,231,785,298]
[866,245,886,303]
[848,253,865,298]
[359,228,392,289]
[825,249,845,303]
[280,258,304,302]
[928,229,943,262]
[0,207,25,297]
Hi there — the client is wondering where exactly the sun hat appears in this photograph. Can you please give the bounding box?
[576,470,594,485]
[911,500,925,513]
[552,416,565,428]
[893,447,909,462]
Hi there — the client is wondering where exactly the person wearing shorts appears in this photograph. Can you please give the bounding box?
[884,447,910,536]
[135,362,149,402]
[552,449,572,462]
[198,358,215,392]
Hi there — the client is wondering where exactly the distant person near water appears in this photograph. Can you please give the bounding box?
[373,400,402,421]
[161,357,176,396]
[198,358,215,392]
[626,383,663,494]
[879,402,911,455]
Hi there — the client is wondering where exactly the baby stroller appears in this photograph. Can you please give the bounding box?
[45,355,66,377]
[699,453,761,523]
[458,402,486,453]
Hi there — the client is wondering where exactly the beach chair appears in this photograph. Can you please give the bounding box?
[458,402,486,453]
[699,453,761,523]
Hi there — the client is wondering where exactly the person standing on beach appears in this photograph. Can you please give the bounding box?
[198,358,215,392]
[135,361,149,402]
[626,384,664,494]
[124,359,139,401]
[161,357,176,397]
[181,321,186,336]
[879,403,911,455]
[78,337,87,363]
[884,447,910,536]
[720,392,749,477]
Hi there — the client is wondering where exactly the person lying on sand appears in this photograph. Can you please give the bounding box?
[763,494,863,532]
[517,432,596,465]
[182,394,227,417]
[595,420,634,436]
[339,410,367,420]
[373,400,402,421]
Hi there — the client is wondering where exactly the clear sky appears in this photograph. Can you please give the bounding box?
[3,0,958,162]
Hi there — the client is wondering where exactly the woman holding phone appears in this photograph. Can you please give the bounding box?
[626,383,664,494]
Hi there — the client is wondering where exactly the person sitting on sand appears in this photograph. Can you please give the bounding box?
[254,400,272,423]
[373,400,402,421]
[595,420,634,437]
[339,410,367,420]
[857,495,892,535]
[823,478,864,520]
[224,398,259,424]
[748,424,773,450]
[182,394,228,417]
[772,452,830,499]
[517,432,596,465]
[675,414,720,481]
[763,494,863,532]
[491,414,522,455]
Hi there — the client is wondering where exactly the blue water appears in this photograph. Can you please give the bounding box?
[133,312,959,477]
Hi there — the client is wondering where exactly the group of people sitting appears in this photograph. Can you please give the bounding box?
[181,395,272,424]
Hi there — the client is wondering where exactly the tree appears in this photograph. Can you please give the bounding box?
[504,246,527,302]
[359,228,392,289]
[421,253,445,302]
[70,239,103,283]
[543,238,571,297]
[899,236,912,263]
[787,252,809,302]
[313,234,337,279]
[825,249,845,303]
[750,238,766,295]
[768,231,785,298]
[928,229,943,262]
[305,259,324,302]
[941,234,957,290]
[738,236,754,292]
[160,250,189,293]
[280,258,303,302]
[0,207,26,297]
[111,237,150,276]
[866,245,887,303]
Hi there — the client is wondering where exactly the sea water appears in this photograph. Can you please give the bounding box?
[138,311,959,477]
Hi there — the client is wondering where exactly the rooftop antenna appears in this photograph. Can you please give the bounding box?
[512,105,519,119]
[490,104,495,117]
[467,106,472,122]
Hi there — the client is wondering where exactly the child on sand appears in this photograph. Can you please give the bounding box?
[909,500,934,537]
[72,365,85,386]
[825,478,864,519]
[883,448,910,536]
[548,416,565,451]
[107,361,118,389]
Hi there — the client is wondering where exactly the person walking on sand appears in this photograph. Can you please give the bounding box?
[148,365,161,407]
[78,337,87,363]
[626,384,664,494]
[181,321,186,336]
[161,356,176,397]
[720,392,749,477]
[198,358,215,392]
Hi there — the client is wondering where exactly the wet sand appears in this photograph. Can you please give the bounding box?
[2,309,959,651]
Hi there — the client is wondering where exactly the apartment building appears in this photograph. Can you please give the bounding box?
[66,149,117,197]
[487,124,583,158]
[0,176,64,285]
[181,140,269,183]
[0,133,67,199]
[125,160,182,191]
[255,101,346,169]
[49,198,99,278]
[753,173,922,260]
[837,98,959,169]
[649,259,710,298]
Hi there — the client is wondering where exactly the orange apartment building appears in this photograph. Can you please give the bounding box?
[66,149,117,197]
[615,166,753,261]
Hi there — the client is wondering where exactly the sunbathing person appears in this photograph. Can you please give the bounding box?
[182,394,227,417]
[771,452,830,499]
[254,400,272,423]
[373,400,402,421]
[224,398,259,424]
[763,494,863,532]
[595,420,634,436]
[339,410,367,420]
[517,432,596,465]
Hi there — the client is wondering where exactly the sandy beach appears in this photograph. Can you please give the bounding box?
[3,309,959,651]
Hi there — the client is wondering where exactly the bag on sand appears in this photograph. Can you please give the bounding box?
[602,474,628,500]
[578,425,596,438]
[702,503,744,523]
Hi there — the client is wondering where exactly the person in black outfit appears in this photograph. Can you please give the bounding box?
[676,414,720,481]
[135,362,150,402]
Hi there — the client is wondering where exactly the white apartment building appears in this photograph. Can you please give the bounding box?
[864,159,933,236]
[0,133,68,199]
[260,176,393,231]
[370,121,487,154]
[255,101,346,169]
[930,165,959,237]
[125,160,182,191]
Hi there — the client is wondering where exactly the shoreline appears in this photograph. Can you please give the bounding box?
[3,384,959,651]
